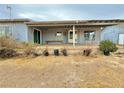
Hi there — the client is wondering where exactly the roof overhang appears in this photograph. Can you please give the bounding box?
[25,19,123,27]
[26,22,118,27]
[0,19,123,26]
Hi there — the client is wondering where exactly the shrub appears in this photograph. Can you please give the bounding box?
[0,36,40,57]
[20,42,35,49]
[24,47,41,57]
[0,36,36,49]
[0,36,18,49]
[54,49,59,56]
[99,40,118,56]
[0,48,17,58]
[83,49,92,56]
[43,49,49,56]
[61,49,67,56]
[24,48,34,56]
[24,44,35,55]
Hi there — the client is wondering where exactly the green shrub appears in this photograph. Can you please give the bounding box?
[99,40,118,55]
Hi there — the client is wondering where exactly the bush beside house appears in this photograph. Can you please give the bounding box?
[99,40,118,56]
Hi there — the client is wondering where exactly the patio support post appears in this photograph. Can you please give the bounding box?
[73,25,75,48]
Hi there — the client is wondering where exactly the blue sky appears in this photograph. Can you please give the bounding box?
[0,4,124,21]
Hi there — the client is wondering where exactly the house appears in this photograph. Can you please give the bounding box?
[0,18,124,47]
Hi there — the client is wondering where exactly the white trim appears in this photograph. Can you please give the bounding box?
[33,28,41,44]
[68,29,77,44]
[68,29,73,43]
[73,25,75,48]
[33,27,41,32]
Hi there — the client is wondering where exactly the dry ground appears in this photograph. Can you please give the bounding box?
[0,55,124,88]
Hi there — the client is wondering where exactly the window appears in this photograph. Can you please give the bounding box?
[0,27,5,36]
[69,32,73,39]
[56,32,62,37]
[0,26,12,37]
[84,31,95,40]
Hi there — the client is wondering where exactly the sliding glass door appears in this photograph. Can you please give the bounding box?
[34,29,40,44]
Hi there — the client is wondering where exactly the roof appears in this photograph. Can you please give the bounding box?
[26,19,124,27]
[0,18,124,26]
[0,18,31,22]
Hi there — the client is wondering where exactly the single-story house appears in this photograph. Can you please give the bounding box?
[0,18,124,47]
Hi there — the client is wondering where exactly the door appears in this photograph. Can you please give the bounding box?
[68,30,77,43]
[34,29,40,44]
[119,34,124,45]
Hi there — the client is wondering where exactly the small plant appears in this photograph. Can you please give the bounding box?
[43,49,49,56]
[0,48,17,58]
[61,49,67,56]
[83,48,92,56]
[24,44,40,57]
[24,45,34,56]
[54,49,59,56]
[99,40,118,56]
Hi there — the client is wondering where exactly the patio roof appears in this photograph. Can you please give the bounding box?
[0,18,123,26]
[25,19,124,27]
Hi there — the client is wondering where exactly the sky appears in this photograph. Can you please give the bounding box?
[0,4,124,21]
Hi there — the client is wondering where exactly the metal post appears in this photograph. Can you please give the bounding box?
[7,5,11,19]
[123,35,124,48]
[7,5,13,37]
[73,25,75,48]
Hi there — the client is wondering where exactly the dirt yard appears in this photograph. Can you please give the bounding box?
[0,55,124,88]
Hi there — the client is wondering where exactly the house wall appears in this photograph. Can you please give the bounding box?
[11,23,124,45]
[27,27,34,43]
[1,21,124,45]
[6,23,124,45]
[42,27,102,45]
[101,24,124,44]
[28,26,102,45]
[42,28,67,44]
[0,22,28,42]
[78,27,101,45]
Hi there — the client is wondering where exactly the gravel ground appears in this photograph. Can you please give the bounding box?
[0,55,124,88]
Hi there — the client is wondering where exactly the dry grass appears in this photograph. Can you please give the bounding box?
[0,36,40,57]
[0,36,18,49]
[0,36,39,49]
[0,55,124,88]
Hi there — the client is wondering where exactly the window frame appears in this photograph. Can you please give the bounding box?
[84,31,95,41]
[0,25,12,37]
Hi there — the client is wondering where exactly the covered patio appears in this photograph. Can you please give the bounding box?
[26,20,116,48]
